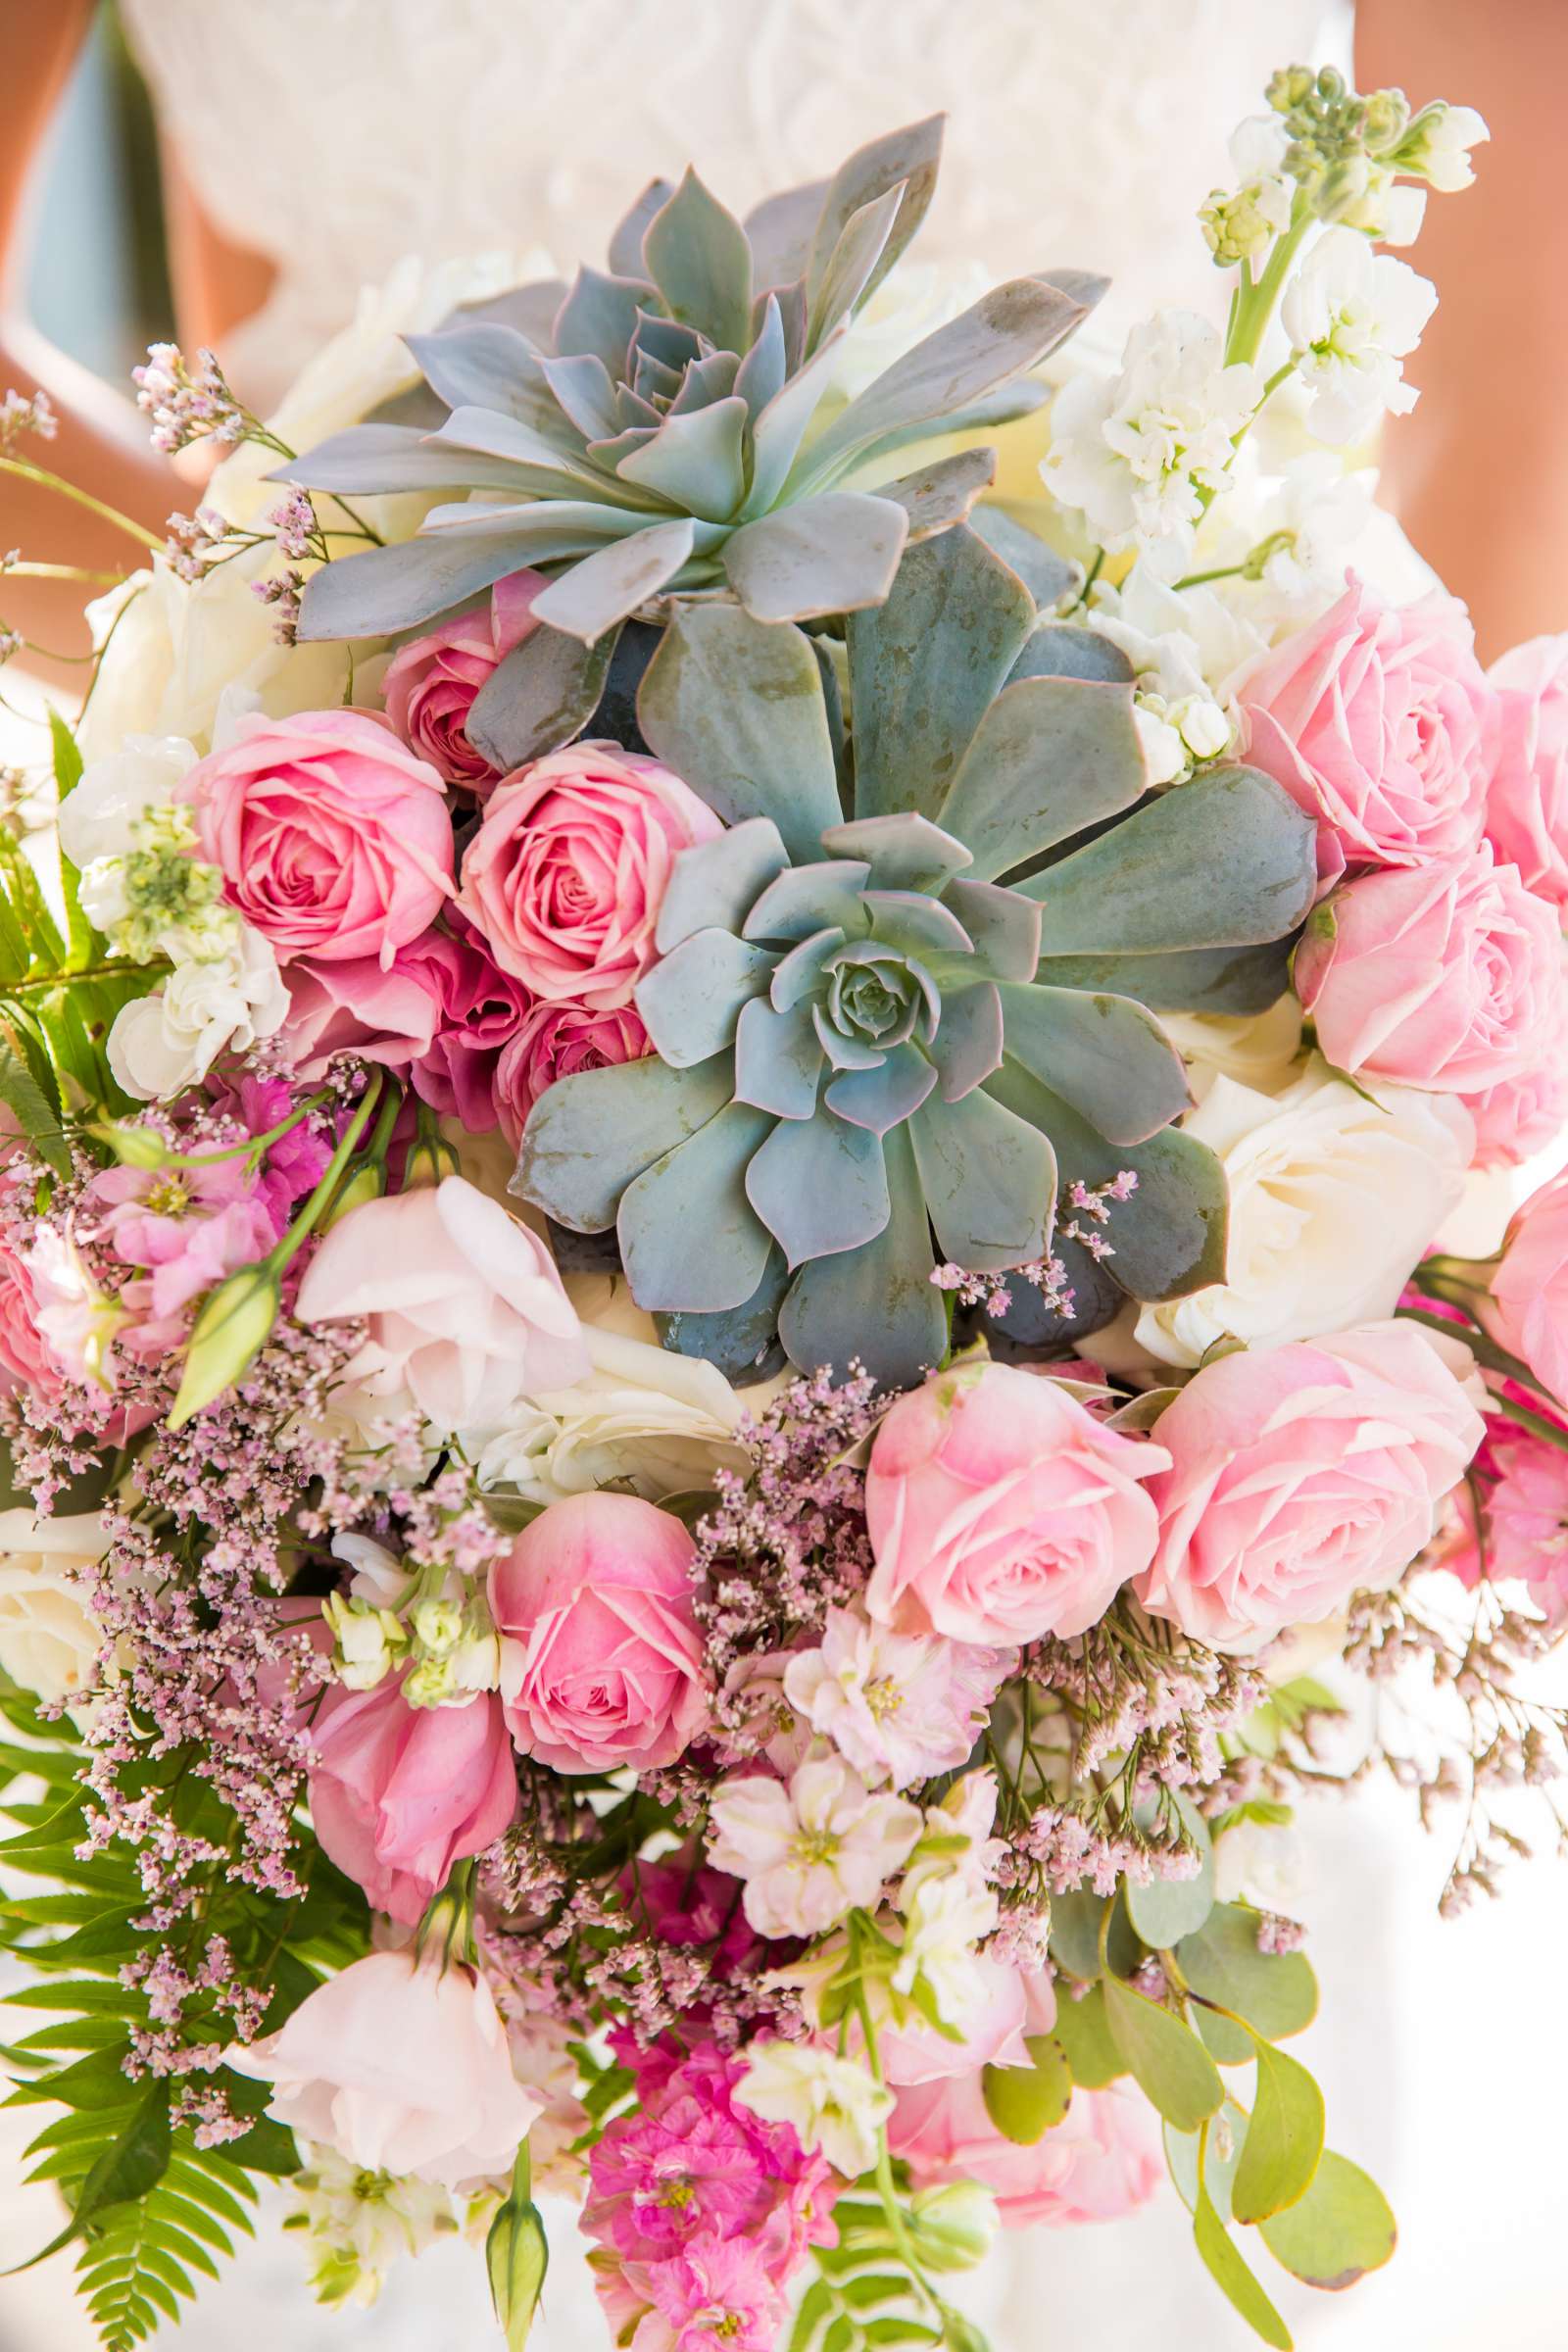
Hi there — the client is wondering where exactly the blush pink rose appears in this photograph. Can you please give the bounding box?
[1239,578,1494,878]
[284,922,531,1132]
[490,1492,710,1773]
[179,708,455,966]
[1461,979,1568,1168]
[457,741,721,1006]
[383,570,546,795]
[295,1175,588,1427]
[864,1364,1169,1646]
[1136,1322,1484,1653]
[1294,844,1565,1094]
[1486,633,1568,915]
[0,1228,63,1399]
[229,1948,541,2190]
[494,999,650,1149]
[890,2076,1161,2228]
[1484,1172,1568,1402]
[308,1671,517,1923]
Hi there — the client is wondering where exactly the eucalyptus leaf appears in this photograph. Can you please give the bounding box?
[1125,1794,1216,1950]
[982,2036,1072,2144]
[1048,1984,1125,2090]
[1258,2149,1396,2289]
[1232,2038,1326,2226]
[466,623,617,771]
[1177,1906,1319,2066]
[1101,1974,1224,2132]
[1195,2164,1294,2350]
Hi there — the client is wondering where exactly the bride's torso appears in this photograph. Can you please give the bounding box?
[122,0,1334,410]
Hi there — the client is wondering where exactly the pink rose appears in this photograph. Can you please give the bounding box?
[229,1948,541,2190]
[284,921,530,1132]
[1484,1172,1568,1401]
[864,1364,1170,1646]
[490,1492,710,1773]
[295,1174,588,1427]
[180,708,455,966]
[383,570,545,794]
[1462,980,1568,1168]
[1239,578,1494,877]
[457,741,721,1006]
[1137,1322,1484,1653]
[1486,633,1568,914]
[890,2076,1161,2228]
[1294,844,1565,1094]
[880,1955,1030,2086]
[1444,1418,1568,1625]
[0,1228,63,1399]
[493,998,650,1149]
[308,1671,517,1923]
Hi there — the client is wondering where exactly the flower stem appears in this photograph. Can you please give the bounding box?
[0,456,162,552]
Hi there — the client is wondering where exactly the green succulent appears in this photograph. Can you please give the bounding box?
[279,116,1097,770]
[515,527,1318,1386]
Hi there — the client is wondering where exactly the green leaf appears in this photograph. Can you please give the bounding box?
[1232,2039,1326,2225]
[1259,2149,1396,2290]
[981,2035,1071,2143]
[1101,1974,1223,2132]
[48,708,83,800]
[1125,1795,1215,1950]
[1194,2166,1294,2350]
[1046,1890,1104,1983]
[1164,2098,1248,2221]
[1049,1983,1125,2089]
[1177,1904,1318,2064]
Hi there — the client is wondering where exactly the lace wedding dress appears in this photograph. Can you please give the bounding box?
[14,4,1397,2347]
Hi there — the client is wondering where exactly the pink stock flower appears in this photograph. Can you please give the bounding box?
[863,1363,1169,1646]
[179,708,456,966]
[1137,1322,1484,1653]
[490,1492,710,1774]
[1486,632,1568,915]
[632,2235,785,2352]
[707,1756,923,1940]
[283,920,531,1132]
[383,570,545,794]
[88,1157,281,1361]
[0,1228,64,1398]
[1238,577,1494,878]
[1484,1172,1568,1402]
[622,1850,760,1976]
[1294,843,1565,1095]
[457,742,721,1006]
[782,1603,1011,1789]
[890,2076,1162,2227]
[1446,1414,1568,1624]
[494,997,651,1149]
[307,1670,517,1923]
[228,1947,540,2190]
[295,1175,588,1428]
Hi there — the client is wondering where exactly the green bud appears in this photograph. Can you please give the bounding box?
[90,1120,171,1172]
[909,2180,1000,2273]
[322,1160,385,1228]
[403,1129,461,1188]
[1266,63,1315,115]
[486,2149,549,2351]
[168,1259,281,1428]
[1360,86,1410,153]
[413,1596,464,1655]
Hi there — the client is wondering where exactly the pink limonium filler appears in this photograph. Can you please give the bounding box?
[863,1361,1170,1647]
[889,2074,1162,2229]
[1238,575,1495,880]
[489,1492,710,1775]
[493,999,651,1150]
[1486,631,1568,916]
[306,1670,517,1924]
[456,741,722,1006]
[1482,1170,1568,1402]
[707,1753,923,1939]
[783,1602,1012,1790]
[294,1175,588,1429]
[228,1946,541,2191]
[177,709,456,968]
[1293,842,1565,1096]
[383,570,546,794]
[1136,1320,1485,1654]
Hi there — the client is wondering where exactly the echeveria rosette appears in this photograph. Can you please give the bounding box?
[516,525,1320,1385]
[276,117,1093,769]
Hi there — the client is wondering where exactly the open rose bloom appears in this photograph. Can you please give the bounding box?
[9,74,1561,2352]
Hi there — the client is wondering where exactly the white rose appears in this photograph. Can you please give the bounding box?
[107,924,289,1101]
[468,1324,747,1503]
[0,1509,111,1706]
[1156,996,1305,1102]
[1135,1060,1473,1367]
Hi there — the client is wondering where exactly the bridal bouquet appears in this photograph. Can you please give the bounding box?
[1,58,1562,2352]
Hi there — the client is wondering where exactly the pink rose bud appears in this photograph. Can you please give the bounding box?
[1294,844,1565,1095]
[493,998,651,1149]
[864,1363,1170,1647]
[383,570,546,795]
[490,1492,710,1774]
[307,1670,518,1923]
[1136,1321,1484,1653]
[179,708,456,966]
[1486,632,1568,916]
[1483,1170,1568,1403]
[889,2074,1162,2228]
[457,741,721,1008]
[1238,576,1495,877]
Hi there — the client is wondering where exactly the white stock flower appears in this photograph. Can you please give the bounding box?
[1135,1061,1473,1367]
[782,1604,1008,1790]
[892,1869,1001,2032]
[707,1755,923,1939]
[1043,311,1260,563]
[735,2040,892,2180]
[57,735,195,867]
[1282,228,1437,445]
[106,924,289,1101]
[1200,116,1296,268]
[467,1323,747,1504]
[286,2142,459,2310]
[1399,103,1489,193]
[0,1509,110,1708]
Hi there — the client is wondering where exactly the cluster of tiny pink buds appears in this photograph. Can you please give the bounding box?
[252,567,305,644]
[268,489,317,562]
[0,386,58,450]
[133,343,246,454]
[0,628,21,666]
[1061,1171,1139,1263]
[931,1252,1075,1321]
[1256,1911,1307,1955]
[161,505,230,583]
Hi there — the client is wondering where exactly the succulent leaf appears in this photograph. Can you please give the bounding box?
[909,1086,1056,1271]
[777,1124,947,1387]
[745,1111,892,1267]
[618,1102,777,1311]
[640,168,756,353]
[466,622,618,773]
[803,115,946,325]
[935,673,1148,881]
[514,1051,733,1233]
[996,983,1192,1147]
[721,492,910,623]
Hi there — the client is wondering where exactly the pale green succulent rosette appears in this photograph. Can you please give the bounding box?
[515,527,1319,1387]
